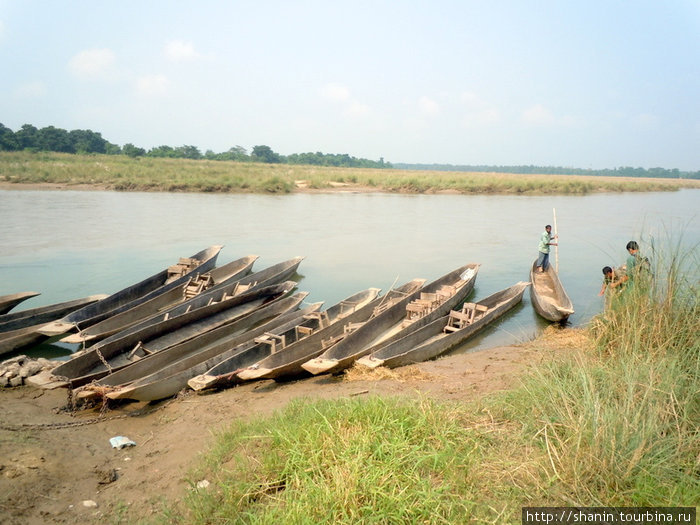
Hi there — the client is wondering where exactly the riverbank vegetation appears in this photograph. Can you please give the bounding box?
[2,122,698,180]
[1,151,698,195]
[157,241,698,524]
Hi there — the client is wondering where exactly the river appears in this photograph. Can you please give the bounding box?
[1,188,697,360]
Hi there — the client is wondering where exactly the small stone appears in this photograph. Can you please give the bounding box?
[82,500,98,508]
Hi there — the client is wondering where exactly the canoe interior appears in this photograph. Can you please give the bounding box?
[50,281,296,385]
[60,245,223,329]
[529,260,574,322]
[90,292,313,389]
[306,264,479,374]
[363,281,530,369]
[235,286,386,381]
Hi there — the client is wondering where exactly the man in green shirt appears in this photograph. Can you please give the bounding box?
[622,240,651,287]
[536,224,558,273]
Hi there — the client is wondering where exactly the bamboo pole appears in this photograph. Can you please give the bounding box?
[553,207,559,273]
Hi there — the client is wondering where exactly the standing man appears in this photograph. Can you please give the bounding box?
[536,224,558,273]
[622,240,650,286]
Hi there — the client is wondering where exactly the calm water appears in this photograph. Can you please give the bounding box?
[1,188,698,360]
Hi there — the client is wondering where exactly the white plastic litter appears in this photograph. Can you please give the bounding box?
[109,436,136,449]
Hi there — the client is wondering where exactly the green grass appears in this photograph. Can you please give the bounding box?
[161,397,492,524]
[2,151,697,195]
[149,236,698,524]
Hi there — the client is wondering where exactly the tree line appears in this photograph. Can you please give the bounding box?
[1,123,696,177]
[393,163,699,180]
[0,123,391,169]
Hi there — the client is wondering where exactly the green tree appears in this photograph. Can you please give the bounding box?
[251,144,281,163]
[221,145,248,161]
[15,124,39,150]
[69,129,109,154]
[148,145,177,158]
[0,123,18,150]
[122,143,146,157]
[175,145,202,159]
[37,126,73,153]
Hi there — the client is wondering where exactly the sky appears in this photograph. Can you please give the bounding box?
[1,1,699,170]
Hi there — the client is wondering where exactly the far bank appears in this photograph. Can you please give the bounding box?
[1,151,698,195]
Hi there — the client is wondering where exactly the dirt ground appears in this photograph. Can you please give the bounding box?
[0,338,573,525]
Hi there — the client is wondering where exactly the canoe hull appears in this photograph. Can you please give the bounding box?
[189,287,383,392]
[39,245,223,335]
[87,292,312,392]
[529,260,574,322]
[0,294,107,333]
[0,295,108,356]
[61,255,258,345]
[0,292,41,315]
[358,282,529,369]
[235,286,389,382]
[109,300,321,401]
[49,281,296,387]
[302,263,479,375]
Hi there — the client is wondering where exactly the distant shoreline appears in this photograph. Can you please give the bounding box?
[1,179,697,195]
[1,151,698,195]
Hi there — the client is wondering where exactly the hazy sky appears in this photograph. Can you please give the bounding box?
[1,1,698,169]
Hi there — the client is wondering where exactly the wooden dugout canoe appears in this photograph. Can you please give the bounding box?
[529,260,574,322]
[61,255,258,345]
[0,294,107,357]
[301,263,479,376]
[104,297,321,401]
[39,245,223,336]
[66,256,304,353]
[0,294,108,333]
[74,292,313,401]
[189,287,382,392]
[356,281,530,369]
[235,280,424,383]
[0,292,41,315]
[49,281,297,387]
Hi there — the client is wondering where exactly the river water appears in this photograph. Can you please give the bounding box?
[1,188,698,360]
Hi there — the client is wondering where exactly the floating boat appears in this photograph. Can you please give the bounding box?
[0,295,106,357]
[529,260,574,322]
[61,255,258,345]
[0,292,40,315]
[189,287,382,392]
[301,263,479,376]
[74,292,313,401]
[38,245,223,336]
[103,297,321,402]
[356,281,530,369]
[235,280,424,382]
[49,281,297,387]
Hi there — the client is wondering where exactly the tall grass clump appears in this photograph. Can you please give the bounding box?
[499,234,699,505]
[165,397,491,524]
